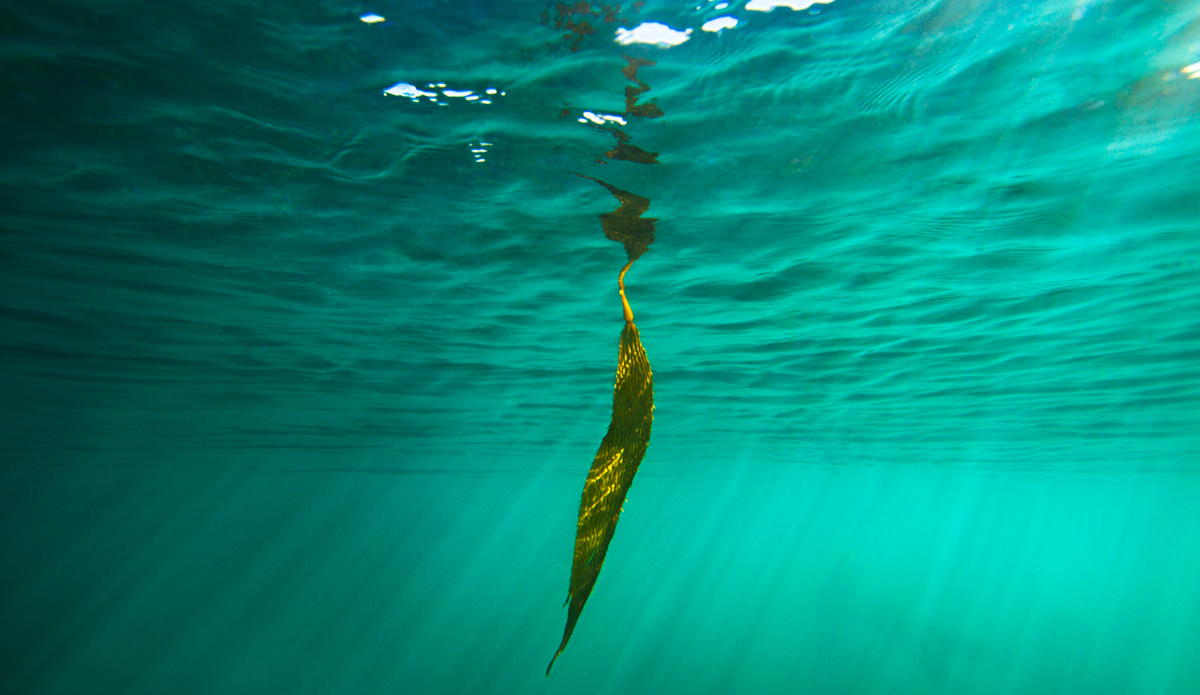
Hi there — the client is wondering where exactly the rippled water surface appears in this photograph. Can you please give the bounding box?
[2,0,1199,693]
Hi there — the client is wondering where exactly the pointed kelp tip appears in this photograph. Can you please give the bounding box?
[546,651,561,676]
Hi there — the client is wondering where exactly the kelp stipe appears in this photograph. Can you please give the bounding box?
[547,178,656,675]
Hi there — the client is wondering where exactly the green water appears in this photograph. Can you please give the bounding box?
[2,0,1198,692]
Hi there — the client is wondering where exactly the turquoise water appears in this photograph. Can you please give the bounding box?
[2,0,1199,692]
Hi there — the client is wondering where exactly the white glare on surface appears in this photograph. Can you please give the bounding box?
[702,16,738,32]
[715,2,729,7]
[1182,61,1200,74]
[581,111,627,125]
[359,13,385,23]
[384,85,505,102]
[746,0,834,11]
[615,22,692,47]
[383,83,436,97]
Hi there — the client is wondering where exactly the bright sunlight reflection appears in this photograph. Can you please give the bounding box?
[615,22,692,47]
[746,0,835,11]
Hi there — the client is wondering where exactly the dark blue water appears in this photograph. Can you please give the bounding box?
[2,0,1198,693]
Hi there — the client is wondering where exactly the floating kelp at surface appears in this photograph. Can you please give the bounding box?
[621,55,664,119]
[558,54,664,164]
[571,173,656,261]
[604,140,659,164]
[602,56,663,163]
[539,0,644,52]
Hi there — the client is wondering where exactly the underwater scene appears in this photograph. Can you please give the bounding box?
[2,0,1199,692]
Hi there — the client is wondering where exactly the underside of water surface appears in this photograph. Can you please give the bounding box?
[1,0,1198,693]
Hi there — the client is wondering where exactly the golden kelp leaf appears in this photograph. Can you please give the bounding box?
[571,173,656,261]
[547,263,653,675]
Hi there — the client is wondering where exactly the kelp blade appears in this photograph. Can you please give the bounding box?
[547,321,653,674]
